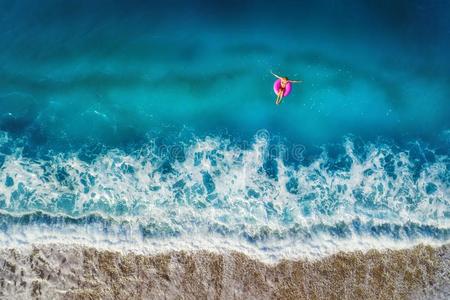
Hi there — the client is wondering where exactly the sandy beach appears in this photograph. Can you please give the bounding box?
[1,244,449,299]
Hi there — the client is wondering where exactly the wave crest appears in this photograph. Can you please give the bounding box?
[0,132,449,258]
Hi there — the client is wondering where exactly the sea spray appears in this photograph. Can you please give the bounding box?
[0,132,448,260]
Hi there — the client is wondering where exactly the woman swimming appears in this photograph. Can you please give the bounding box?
[271,71,302,105]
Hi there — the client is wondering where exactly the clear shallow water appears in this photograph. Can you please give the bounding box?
[0,0,449,260]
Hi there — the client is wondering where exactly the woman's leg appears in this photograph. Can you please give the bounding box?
[276,90,284,104]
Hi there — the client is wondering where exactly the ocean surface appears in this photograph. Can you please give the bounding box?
[0,1,450,297]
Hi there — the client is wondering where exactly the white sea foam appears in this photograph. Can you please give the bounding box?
[1,222,448,263]
[0,133,449,261]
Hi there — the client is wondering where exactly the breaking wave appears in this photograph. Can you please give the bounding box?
[0,131,449,260]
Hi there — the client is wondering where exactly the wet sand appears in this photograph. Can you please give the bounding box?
[0,244,449,299]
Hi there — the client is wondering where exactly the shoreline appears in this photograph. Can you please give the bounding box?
[1,243,449,299]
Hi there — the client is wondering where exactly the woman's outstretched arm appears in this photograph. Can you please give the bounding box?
[271,71,282,79]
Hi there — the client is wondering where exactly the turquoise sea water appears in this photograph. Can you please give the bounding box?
[0,0,449,259]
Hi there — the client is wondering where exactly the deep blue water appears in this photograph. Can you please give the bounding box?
[0,0,449,257]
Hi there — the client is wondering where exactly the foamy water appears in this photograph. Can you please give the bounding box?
[1,132,448,262]
[1,1,450,298]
